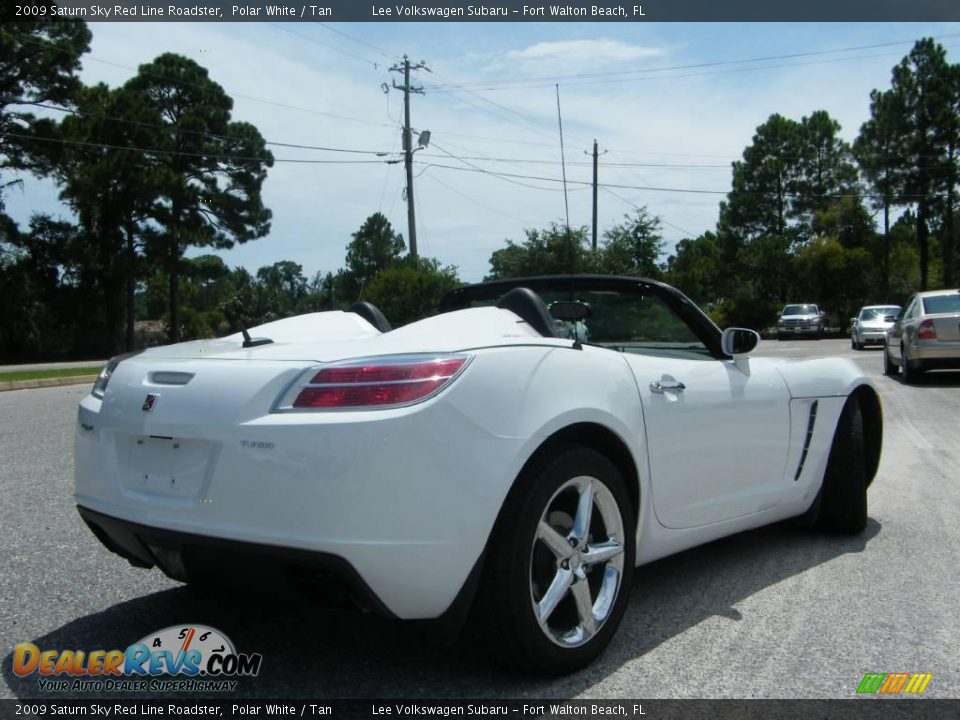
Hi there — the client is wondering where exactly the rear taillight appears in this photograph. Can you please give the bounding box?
[91,350,144,399]
[275,354,471,411]
[917,319,937,340]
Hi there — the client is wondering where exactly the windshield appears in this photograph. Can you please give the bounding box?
[922,294,960,315]
[539,290,710,357]
[783,305,818,316]
[859,307,900,321]
[443,278,718,360]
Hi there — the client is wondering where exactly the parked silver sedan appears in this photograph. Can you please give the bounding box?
[850,305,901,350]
[883,289,960,383]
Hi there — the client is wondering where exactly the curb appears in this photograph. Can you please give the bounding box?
[0,374,98,393]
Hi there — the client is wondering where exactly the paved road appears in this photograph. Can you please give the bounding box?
[1,339,957,699]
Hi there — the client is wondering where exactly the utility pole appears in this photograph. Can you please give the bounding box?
[585,140,606,252]
[389,55,428,263]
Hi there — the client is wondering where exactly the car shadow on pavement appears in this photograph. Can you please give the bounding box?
[900,371,960,388]
[2,519,880,700]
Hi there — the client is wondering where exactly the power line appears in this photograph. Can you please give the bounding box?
[11,100,397,156]
[378,122,402,213]
[427,44,960,94]
[603,147,709,237]
[428,136,589,181]
[0,29,398,130]
[426,65,595,148]
[425,33,960,91]
[410,129,561,149]
[428,141,583,193]
[269,23,383,68]
[15,128,943,204]
[89,55,398,128]
[414,152,729,169]
[23,99,946,170]
[1,131,390,165]
[316,23,398,61]
[423,161,955,201]
[556,85,571,233]
[425,161,727,193]
[424,173,531,224]
[601,186,699,238]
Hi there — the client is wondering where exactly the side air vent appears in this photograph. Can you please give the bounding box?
[793,400,819,481]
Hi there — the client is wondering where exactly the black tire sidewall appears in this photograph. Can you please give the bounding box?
[478,446,636,675]
[817,399,867,534]
[900,346,913,384]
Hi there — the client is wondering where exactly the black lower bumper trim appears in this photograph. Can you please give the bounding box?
[76,505,397,618]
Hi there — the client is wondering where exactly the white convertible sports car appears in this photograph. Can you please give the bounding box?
[75,275,882,674]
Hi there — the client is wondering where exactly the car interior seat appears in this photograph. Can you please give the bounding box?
[347,301,392,333]
[497,287,558,338]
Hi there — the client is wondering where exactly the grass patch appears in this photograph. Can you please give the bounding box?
[0,366,102,383]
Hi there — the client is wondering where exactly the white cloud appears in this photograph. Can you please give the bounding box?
[507,38,665,65]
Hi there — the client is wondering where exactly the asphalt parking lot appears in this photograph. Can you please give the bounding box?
[1,339,957,699]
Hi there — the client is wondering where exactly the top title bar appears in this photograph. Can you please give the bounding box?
[20,0,960,22]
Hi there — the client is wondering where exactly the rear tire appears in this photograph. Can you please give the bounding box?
[471,446,635,675]
[816,399,867,534]
[900,345,922,384]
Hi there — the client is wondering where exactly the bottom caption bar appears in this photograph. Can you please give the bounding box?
[1,699,957,720]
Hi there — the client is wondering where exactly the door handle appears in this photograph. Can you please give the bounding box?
[650,379,685,393]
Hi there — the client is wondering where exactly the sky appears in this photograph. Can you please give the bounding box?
[6,20,960,283]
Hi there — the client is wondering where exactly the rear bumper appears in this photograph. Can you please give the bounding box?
[75,397,521,619]
[910,341,960,366]
[77,506,395,615]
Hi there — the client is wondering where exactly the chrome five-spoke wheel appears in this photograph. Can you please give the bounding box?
[473,446,635,675]
[531,476,625,648]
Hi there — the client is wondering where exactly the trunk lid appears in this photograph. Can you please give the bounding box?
[929,313,960,342]
[97,307,552,424]
[136,307,549,364]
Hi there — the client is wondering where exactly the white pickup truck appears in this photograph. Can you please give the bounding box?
[777,303,824,340]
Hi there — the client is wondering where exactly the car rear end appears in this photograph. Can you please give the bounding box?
[74,313,556,620]
[910,290,960,370]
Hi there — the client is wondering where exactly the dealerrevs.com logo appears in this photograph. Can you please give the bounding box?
[14,624,262,693]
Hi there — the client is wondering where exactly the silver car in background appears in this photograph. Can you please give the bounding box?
[883,289,960,383]
[851,305,901,350]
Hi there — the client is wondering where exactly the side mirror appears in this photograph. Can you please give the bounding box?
[849,317,856,324]
[776,310,782,317]
[721,327,760,356]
